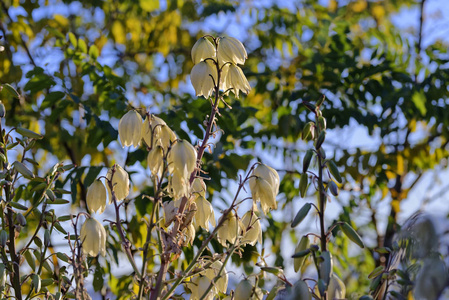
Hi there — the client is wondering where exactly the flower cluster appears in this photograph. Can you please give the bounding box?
[190,36,251,99]
[188,260,228,300]
[249,164,280,214]
[82,163,130,257]
[118,111,176,151]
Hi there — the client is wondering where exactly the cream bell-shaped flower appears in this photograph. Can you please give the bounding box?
[192,37,216,64]
[192,178,206,197]
[86,179,107,214]
[118,110,143,148]
[163,200,177,227]
[190,61,217,99]
[217,36,247,65]
[183,223,196,246]
[147,145,164,178]
[107,164,130,202]
[80,218,107,257]
[224,64,251,98]
[168,139,197,179]
[169,175,190,200]
[249,164,280,214]
[217,211,239,246]
[240,211,262,246]
[188,276,215,300]
[201,260,228,294]
[194,196,216,231]
[142,115,176,149]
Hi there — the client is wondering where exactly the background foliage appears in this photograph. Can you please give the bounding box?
[1,0,449,298]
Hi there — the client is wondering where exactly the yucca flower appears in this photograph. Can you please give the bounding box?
[223,64,251,98]
[163,200,177,227]
[167,139,197,179]
[169,175,190,200]
[147,145,165,178]
[240,211,262,246]
[191,178,206,197]
[142,115,176,149]
[194,196,215,231]
[80,218,107,257]
[217,36,247,65]
[190,61,217,99]
[86,179,107,214]
[107,164,130,202]
[188,276,215,300]
[118,110,142,148]
[192,37,216,64]
[217,211,239,246]
[201,260,228,294]
[184,223,196,246]
[249,164,280,214]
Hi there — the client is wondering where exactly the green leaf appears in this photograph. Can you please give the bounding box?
[89,45,99,59]
[68,32,77,48]
[368,265,385,279]
[9,201,28,210]
[78,38,87,53]
[16,127,43,139]
[2,83,20,98]
[411,90,427,116]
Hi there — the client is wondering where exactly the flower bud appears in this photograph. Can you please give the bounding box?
[107,164,130,202]
[0,101,5,118]
[288,280,311,300]
[217,36,247,65]
[147,145,164,178]
[217,211,239,246]
[222,64,251,98]
[142,115,176,149]
[235,279,253,300]
[80,217,107,257]
[328,274,346,300]
[86,179,107,214]
[192,37,216,64]
[294,236,310,272]
[0,263,6,287]
[190,61,217,99]
[240,211,262,246]
[0,230,7,247]
[414,255,448,300]
[118,110,142,148]
[168,139,197,179]
[194,196,215,231]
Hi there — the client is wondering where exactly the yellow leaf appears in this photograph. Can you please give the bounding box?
[112,21,126,44]
[140,0,159,12]
[352,0,367,13]
[54,14,69,27]
[391,200,401,214]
